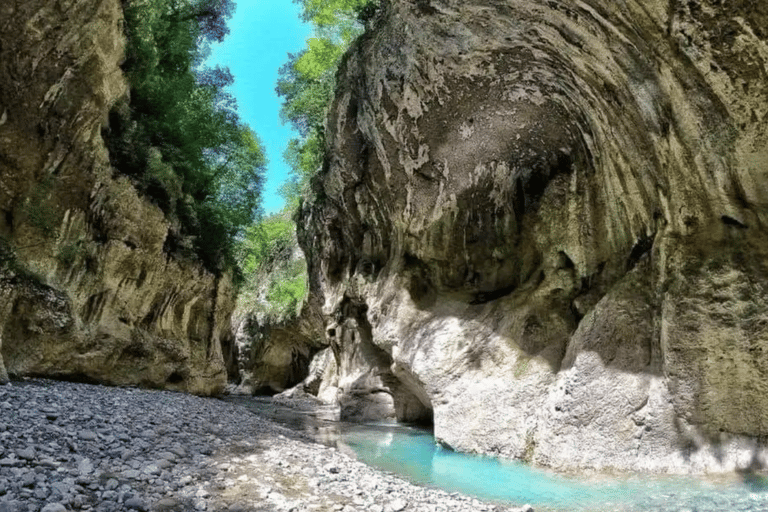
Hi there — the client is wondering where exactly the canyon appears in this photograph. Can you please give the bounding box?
[3,0,768,475]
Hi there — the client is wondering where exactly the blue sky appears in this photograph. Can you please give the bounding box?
[205,0,312,214]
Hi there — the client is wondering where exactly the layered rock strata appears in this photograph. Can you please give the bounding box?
[0,0,232,394]
[299,0,768,471]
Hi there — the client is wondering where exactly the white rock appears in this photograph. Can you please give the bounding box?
[389,498,408,512]
[77,458,93,475]
[41,504,67,512]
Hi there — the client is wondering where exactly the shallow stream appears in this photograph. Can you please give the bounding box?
[226,396,768,512]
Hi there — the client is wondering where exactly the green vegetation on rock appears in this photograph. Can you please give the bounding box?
[234,1,378,322]
[106,0,265,275]
[237,211,307,322]
[277,0,377,209]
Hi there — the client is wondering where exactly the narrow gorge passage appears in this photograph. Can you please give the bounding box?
[2,0,768,511]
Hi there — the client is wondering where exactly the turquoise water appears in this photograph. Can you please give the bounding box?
[341,423,768,512]
[228,397,768,511]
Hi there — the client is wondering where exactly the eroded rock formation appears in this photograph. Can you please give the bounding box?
[0,0,233,394]
[298,0,768,471]
[228,302,324,395]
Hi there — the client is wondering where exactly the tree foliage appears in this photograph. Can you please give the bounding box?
[107,0,265,274]
[236,212,307,321]
[276,0,378,210]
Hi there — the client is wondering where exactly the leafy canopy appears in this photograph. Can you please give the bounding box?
[109,0,266,275]
[236,212,307,322]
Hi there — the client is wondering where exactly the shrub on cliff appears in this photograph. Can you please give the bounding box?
[277,0,378,210]
[106,0,265,275]
[236,211,307,322]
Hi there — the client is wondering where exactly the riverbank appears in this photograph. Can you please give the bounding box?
[0,380,528,512]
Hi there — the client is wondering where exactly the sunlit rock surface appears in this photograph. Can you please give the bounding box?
[298,0,768,471]
[0,0,232,394]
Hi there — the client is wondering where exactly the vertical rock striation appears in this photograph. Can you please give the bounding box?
[299,0,768,471]
[0,0,232,394]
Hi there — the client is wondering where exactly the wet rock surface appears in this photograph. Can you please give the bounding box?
[0,379,527,512]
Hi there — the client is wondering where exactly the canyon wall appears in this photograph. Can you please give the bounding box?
[298,0,768,472]
[0,0,233,395]
[228,300,325,395]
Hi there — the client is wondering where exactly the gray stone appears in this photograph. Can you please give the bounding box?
[156,452,177,462]
[153,498,180,510]
[124,497,148,511]
[16,448,35,461]
[20,473,36,488]
[50,482,73,497]
[142,464,160,476]
[78,431,98,442]
[156,459,172,469]
[40,504,67,512]
[77,458,93,475]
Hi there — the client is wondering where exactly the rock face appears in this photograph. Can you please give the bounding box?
[0,0,233,394]
[299,0,768,471]
[228,304,324,395]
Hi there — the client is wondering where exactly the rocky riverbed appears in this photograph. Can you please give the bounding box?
[0,380,530,512]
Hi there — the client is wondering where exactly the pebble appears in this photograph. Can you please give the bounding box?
[79,430,98,441]
[40,504,66,512]
[0,379,529,512]
[77,458,94,475]
[16,449,35,461]
[124,497,147,511]
[389,498,408,511]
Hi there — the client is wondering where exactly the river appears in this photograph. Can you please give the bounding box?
[225,395,768,512]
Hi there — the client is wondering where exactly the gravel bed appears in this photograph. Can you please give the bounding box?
[0,380,531,512]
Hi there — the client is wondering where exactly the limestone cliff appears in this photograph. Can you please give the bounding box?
[228,301,324,395]
[299,0,768,472]
[0,0,233,395]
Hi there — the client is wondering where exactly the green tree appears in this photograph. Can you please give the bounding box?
[108,0,265,274]
[237,212,307,321]
[276,0,377,210]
